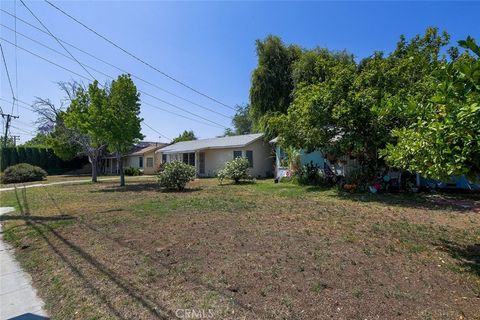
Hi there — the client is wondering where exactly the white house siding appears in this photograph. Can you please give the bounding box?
[158,139,274,178]
[123,150,158,175]
[202,139,273,177]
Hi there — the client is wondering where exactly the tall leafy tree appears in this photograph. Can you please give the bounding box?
[250,35,301,131]
[382,37,480,180]
[232,104,253,135]
[172,130,197,143]
[104,74,143,187]
[32,83,89,161]
[272,28,452,174]
[62,80,109,182]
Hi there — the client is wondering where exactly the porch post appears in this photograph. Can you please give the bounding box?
[195,151,199,178]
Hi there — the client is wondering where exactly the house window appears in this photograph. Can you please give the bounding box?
[162,154,167,163]
[183,153,189,164]
[189,152,195,166]
[139,156,143,168]
[246,150,253,168]
[146,157,154,168]
[233,150,242,159]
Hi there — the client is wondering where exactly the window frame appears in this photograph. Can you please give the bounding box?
[246,150,253,168]
[233,150,242,159]
[146,157,154,168]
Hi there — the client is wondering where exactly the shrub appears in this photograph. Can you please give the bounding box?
[1,163,47,184]
[157,161,196,191]
[124,167,143,176]
[296,161,332,186]
[218,157,251,184]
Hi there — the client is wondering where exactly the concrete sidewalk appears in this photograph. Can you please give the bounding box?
[0,175,154,192]
[0,207,48,320]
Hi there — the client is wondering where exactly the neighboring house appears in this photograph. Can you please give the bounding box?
[101,143,167,175]
[271,138,480,190]
[156,133,274,177]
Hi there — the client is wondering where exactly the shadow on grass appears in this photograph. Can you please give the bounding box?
[438,239,480,277]
[331,191,479,212]
[159,187,203,193]
[219,180,257,186]
[0,215,75,222]
[12,186,173,319]
[91,182,160,193]
[31,220,173,319]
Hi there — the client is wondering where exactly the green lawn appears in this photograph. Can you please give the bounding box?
[1,178,479,319]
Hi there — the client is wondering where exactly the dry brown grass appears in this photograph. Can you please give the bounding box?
[1,178,479,319]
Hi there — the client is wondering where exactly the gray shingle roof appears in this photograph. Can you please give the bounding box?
[157,133,264,154]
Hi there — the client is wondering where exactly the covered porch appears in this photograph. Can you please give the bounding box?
[161,150,206,177]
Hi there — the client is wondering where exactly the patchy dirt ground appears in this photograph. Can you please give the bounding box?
[1,178,479,319]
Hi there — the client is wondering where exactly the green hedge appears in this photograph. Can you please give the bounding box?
[0,147,87,175]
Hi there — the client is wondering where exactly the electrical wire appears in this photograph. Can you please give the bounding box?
[19,0,97,81]
[14,0,19,116]
[0,37,229,129]
[43,0,235,110]
[142,120,171,142]
[0,42,16,113]
[0,12,232,119]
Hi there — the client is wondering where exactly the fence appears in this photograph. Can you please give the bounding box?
[0,147,88,174]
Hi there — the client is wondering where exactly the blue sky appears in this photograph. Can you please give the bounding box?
[1,1,479,144]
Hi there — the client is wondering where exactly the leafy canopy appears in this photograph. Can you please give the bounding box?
[382,37,480,180]
[172,130,197,143]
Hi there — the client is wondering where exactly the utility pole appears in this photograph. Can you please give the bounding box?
[1,111,19,148]
[12,135,20,146]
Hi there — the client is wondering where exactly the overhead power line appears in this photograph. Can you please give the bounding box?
[142,120,171,142]
[0,42,16,113]
[2,98,170,141]
[0,11,233,120]
[0,97,35,112]
[19,0,97,81]
[0,39,226,129]
[43,0,235,110]
[0,36,228,129]
[10,124,36,136]
[14,0,19,116]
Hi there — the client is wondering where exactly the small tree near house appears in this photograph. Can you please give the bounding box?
[104,74,144,187]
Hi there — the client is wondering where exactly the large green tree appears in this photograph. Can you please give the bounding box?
[249,35,301,132]
[382,37,480,180]
[272,28,452,174]
[63,80,109,182]
[104,74,143,186]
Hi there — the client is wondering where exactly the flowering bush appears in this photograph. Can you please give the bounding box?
[218,157,251,184]
[157,161,196,191]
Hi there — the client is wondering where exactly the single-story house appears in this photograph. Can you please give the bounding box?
[156,133,274,177]
[101,142,167,175]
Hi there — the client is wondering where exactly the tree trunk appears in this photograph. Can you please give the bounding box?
[117,153,125,187]
[91,156,98,183]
